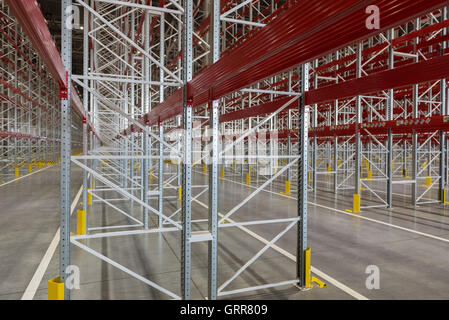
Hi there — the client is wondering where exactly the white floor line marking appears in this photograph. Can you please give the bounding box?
[181,177,368,300]
[317,180,435,201]
[21,185,83,300]
[368,188,433,202]
[217,174,449,244]
[0,165,55,187]
[287,181,434,201]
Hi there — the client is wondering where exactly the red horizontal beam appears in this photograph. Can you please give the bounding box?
[127,0,449,133]
[5,0,96,134]
[315,18,449,76]
[0,130,59,142]
[0,22,42,77]
[5,0,66,89]
[215,63,448,125]
[219,96,295,123]
[190,0,449,104]
[0,77,47,111]
[306,53,449,105]
[312,134,442,145]
[310,115,449,137]
[316,44,449,92]
[0,92,29,111]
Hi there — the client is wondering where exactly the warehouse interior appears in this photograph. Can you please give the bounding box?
[2,0,449,301]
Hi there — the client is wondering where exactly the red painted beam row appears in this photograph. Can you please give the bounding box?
[219,96,295,123]
[124,63,449,136]
[311,135,443,145]
[223,0,298,55]
[219,115,449,141]
[0,130,60,142]
[0,77,47,112]
[221,40,445,116]
[310,115,449,137]
[5,0,97,136]
[306,53,449,105]
[225,114,449,141]
[223,18,449,114]
[220,89,447,125]
[0,92,30,112]
[191,0,449,104]
[125,0,449,134]
[0,20,43,77]
[315,18,449,77]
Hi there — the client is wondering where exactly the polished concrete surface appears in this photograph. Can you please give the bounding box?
[1,163,449,299]
[0,164,83,299]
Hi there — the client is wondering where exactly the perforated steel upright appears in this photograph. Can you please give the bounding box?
[207,0,220,300]
[181,0,193,300]
[297,62,309,288]
[60,0,73,300]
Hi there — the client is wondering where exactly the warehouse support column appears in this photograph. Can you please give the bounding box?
[439,8,447,203]
[80,116,87,232]
[312,61,318,193]
[220,136,225,178]
[49,0,72,300]
[297,63,310,289]
[88,34,94,206]
[333,136,338,192]
[286,135,292,195]
[181,0,193,300]
[386,29,394,209]
[247,120,252,178]
[412,19,420,206]
[13,23,18,170]
[208,92,219,299]
[312,132,317,192]
[440,75,448,203]
[440,129,446,203]
[129,9,136,211]
[158,123,164,228]
[81,5,89,228]
[142,11,150,229]
[412,128,418,206]
[403,140,407,177]
[158,13,165,227]
[207,0,220,300]
[387,128,393,208]
[353,43,362,213]
[178,158,182,199]
[333,52,339,193]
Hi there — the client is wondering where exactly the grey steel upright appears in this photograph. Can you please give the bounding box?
[297,63,309,288]
[60,0,73,300]
[158,124,164,228]
[181,0,193,300]
[142,11,150,229]
[207,0,220,300]
[386,29,394,208]
[439,8,448,203]
[354,43,362,199]
[412,18,420,205]
[82,3,89,226]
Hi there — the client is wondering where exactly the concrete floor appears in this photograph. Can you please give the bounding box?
[2,164,449,299]
[0,164,83,299]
